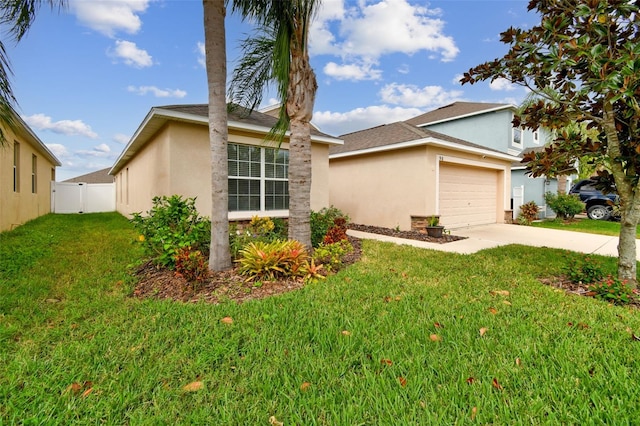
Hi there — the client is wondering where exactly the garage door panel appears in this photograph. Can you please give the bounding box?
[439,163,497,228]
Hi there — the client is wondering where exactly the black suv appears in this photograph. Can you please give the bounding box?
[568,179,619,220]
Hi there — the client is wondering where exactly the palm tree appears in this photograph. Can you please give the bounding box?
[229,0,320,249]
[0,1,65,145]
[202,0,232,271]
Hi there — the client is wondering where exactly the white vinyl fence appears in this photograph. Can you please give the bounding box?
[51,182,116,214]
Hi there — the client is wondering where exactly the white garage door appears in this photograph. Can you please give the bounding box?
[439,163,498,228]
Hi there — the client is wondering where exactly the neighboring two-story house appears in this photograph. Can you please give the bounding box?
[404,102,561,218]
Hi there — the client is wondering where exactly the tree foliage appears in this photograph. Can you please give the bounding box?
[461,0,640,283]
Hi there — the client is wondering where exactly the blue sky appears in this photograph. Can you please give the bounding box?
[5,0,539,181]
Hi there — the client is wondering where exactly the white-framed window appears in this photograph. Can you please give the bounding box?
[31,154,37,193]
[512,127,523,147]
[13,141,20,192]
[228,143,289,213]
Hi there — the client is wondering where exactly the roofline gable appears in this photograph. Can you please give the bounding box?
[110,106,343,176]
[329,136,520,162]
[411,103,516,128]
[11,110,61,167]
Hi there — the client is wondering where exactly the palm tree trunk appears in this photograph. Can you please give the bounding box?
[286,36,317,250]
[203,0,231,271]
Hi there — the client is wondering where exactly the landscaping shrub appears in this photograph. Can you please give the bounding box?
[313,239,354,272]
[174,247,209,285]
[323,217,348,245]
[563,254,606,284]
[517,201,539,225]
[229,216,287,260]
[545,192,585,219]
[311,206,350,248]
[237,239,311,281]
[589,275,634,305]
[131,195,210,268]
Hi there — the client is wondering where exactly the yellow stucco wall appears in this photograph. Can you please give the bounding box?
[0,129,57,232]
[329,144,511,230]
[115,121,332,219]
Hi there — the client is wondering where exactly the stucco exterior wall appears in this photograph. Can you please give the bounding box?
[425,110,513,152]
[329,146,430,230]
[0,130,57,232]
[115,121,332,219]
[329,144,512,230]
[115,124,171,217]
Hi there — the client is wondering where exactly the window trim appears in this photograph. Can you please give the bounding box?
[13,141,20,193]
[227,143,289,218]
[512,126,523,148]
[31,154,37,194]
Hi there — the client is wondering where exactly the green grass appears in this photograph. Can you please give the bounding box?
[2,213,640,424]
[532,217,640,238]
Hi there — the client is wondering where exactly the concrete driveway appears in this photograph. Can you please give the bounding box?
[348,223,639,259]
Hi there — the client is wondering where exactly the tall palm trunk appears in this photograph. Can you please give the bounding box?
[203,0,231,271]
[286,25,317,250]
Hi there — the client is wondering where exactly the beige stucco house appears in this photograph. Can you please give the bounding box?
[110,104,342,220]
[0,111,60,232]
[329,121,519,231]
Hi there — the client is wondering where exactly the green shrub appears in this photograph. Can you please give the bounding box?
[313,239,353,272]
[311,206,350,248]
[589,275,634,305]
[131,195,210,268]
[517,201,539,225]
[545,192,585,219]
[563,255,606,284]
[174,247,209,285]
[236,239,311,281]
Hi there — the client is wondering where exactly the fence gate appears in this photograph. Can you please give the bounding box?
[51,182,116,214]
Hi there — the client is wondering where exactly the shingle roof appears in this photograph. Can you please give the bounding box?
[64,167,115,183]
[330,121,508,157]
[403,101,512,127]
[158,104,336,139]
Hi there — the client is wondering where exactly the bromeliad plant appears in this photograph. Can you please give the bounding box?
[236,239,323,282]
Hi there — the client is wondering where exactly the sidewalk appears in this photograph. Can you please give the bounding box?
[348,223,637,259]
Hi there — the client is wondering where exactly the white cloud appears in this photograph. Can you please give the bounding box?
[113,133,130,144]
[197,42,206,68]
[490,77,517,91]
[323,61,382,81]
[379,83,464,108]
[23,113,98,139]
[127,85,187,98]
[110,40,153,68]
[70,0,150,37]
[397,64,410,75]
[313,105,423,136]
[77,143,114,158]
[312,0,459,64]
[47,143,70,159]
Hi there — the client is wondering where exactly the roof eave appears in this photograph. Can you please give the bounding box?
[413,104,516,128]
[109,107,342,175]
[329,137,520,162]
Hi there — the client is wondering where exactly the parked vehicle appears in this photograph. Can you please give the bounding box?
[568,179,619,220]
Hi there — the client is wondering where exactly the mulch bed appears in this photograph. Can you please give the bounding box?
[348,223,467,244]
[539,275,640,310]
[132,236,362,304]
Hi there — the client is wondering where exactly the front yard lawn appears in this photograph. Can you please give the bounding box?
[2,213,640,424]
[532,217,640,238]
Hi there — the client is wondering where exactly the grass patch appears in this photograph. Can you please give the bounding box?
[532,217,640,238]
[2,214,640,423]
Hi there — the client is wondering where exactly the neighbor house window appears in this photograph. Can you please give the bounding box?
[533,129,540,144]
[228,143,289,212]
[13,141,20,192]
[31,154,37,193]
[512,127,523,147]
